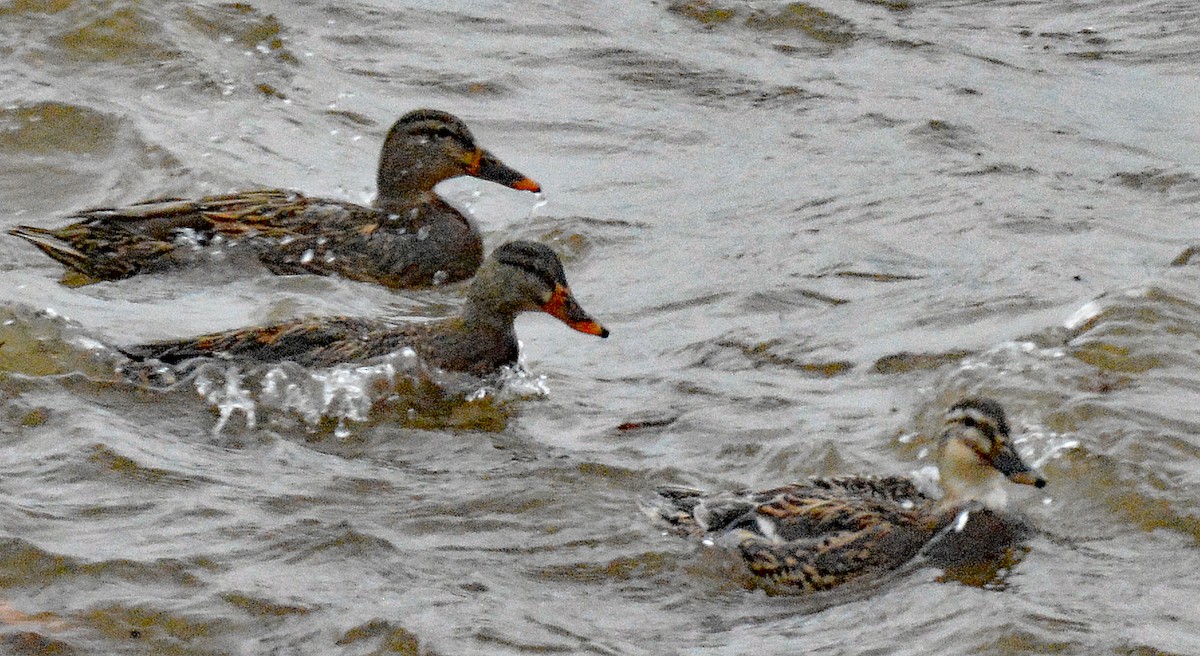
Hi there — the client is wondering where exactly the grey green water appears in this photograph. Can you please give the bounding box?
[1,1,1198,654]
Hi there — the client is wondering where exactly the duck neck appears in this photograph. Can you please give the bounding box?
[460,295,519,339]
[375,189,441,215]
[376,138,459,206]
[937,474,1009,513]
[935,436,1011,512]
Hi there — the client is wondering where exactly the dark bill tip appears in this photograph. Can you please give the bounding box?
[568,319,608,338]
[509,177,542,193]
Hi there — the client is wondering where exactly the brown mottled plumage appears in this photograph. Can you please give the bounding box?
[648,398,1047,593]
[9,109,540,288]
[121,241,607,377]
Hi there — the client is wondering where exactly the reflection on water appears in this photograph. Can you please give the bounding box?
[1,0,1199,654]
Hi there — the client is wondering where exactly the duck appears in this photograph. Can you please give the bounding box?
[121,241,608,377]
[646,397,1047,593]
[8,109,541,288]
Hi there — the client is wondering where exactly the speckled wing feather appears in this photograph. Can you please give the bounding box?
[8,223,176,281]
[123,316,385,365]
[799,475,928,506]
[652,476,938,591]
[741,482,931,541]
[255,224,481,289]
[736,520,930,591]
[10,190,374,281]
[64,190,335,235]
[729,483,935,591]
[649,486,755,537]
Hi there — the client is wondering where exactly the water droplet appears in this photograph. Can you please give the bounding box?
[952,509,970,532]
[531,192,548,214]
[1064,300,1103,330]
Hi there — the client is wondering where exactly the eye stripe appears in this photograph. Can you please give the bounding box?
[415,124,472,149]
[505,260,557,290]
[493,242,566,290]
[951,410,999,446]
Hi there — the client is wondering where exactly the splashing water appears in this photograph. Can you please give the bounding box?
[194,364,257,433]
[244,351,423,435]
[952,508,971,533]
[529,191,548,219]
[181,346,550,436]
[1022,429,1080,469]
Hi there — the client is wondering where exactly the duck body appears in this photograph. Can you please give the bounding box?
[648,398,1047,593]
[124,314,519,377]
[9,110,540,288]
[654,476,941,592]
[122,241,608,377]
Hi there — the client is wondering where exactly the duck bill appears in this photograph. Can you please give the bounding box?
[469,149,541,192]
[542,284,609,338]
[991,443,1047,489]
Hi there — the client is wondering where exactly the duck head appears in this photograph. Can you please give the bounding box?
[465,241,609,338]
[376,109,541,206]
[934,397,1046,510]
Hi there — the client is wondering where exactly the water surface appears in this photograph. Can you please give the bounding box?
[1,1,1198,654]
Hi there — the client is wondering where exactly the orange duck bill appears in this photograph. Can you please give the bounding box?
[542,284,609,338]
[471,149,541,192]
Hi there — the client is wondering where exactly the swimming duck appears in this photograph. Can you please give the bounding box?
[647,398,1046,593]
[9,109,541,288]
[121,241,608,376]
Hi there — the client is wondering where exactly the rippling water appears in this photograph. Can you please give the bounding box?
[1,1,1199,654]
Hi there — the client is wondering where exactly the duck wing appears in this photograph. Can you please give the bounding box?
[8,223,174,282]
[122,316,384,366]
[729,482,933,591]
[736,519,931,592]
[10,190,375,281]
[61,190,364,236]
[255,227,481,289]
[651,477,936,592]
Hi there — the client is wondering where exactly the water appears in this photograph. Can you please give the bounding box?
[1,1,1199,654]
